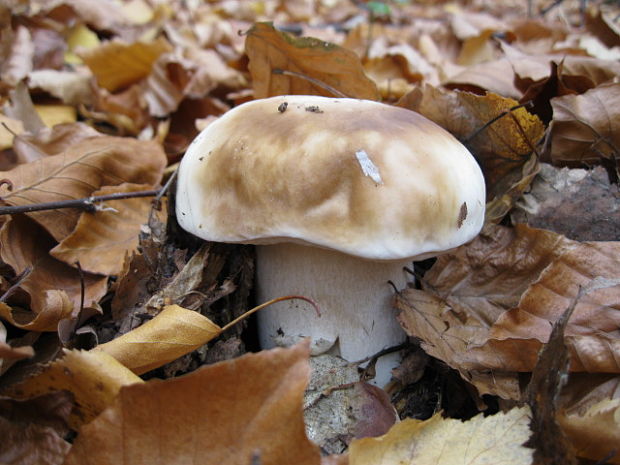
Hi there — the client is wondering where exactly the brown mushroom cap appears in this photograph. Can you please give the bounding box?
[176,95,485,260]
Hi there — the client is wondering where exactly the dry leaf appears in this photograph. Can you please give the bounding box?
[79,37,172,92]
[0,135,166,241]
[559,397,620,464]
[0,215,108,332]
[2,349,142,428]
[93,304,221,375]
[245,22,379,100]
[550,82,620,167]
[0,25,33,86]
[348,407,533,465]
[511,164,620,241]
[50,183,162,276]
[28,69,93,106]
[64,343,321,465]
[0,392,73,465]
[0,416,70,465]
[396,224,620,382]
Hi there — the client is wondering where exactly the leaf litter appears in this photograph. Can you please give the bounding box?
[0,0,619,464]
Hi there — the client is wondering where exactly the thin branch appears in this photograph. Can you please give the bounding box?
[272,69,348,98]
[0,189,160,216]
[0,267,32,302]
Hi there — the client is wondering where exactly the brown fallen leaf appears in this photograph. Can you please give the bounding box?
[550,82,620,167]
[0,215,108,332]
[245,22,380,100]
[50,183,163,276]
[2,349,142,428]
[396,224,620,383]
[0,135,166,241]
[79,37,172,92]
[348,407,533,465]
[64,343,321,465]
[0,391,73,465]
[559,397,620,464]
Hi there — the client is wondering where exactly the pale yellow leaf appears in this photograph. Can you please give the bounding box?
[93,304,221,374]
[349,407,533,465]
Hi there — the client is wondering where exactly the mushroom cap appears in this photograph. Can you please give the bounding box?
[176,95,486,260]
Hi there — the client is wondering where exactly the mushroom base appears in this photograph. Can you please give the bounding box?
[256,243,411,387]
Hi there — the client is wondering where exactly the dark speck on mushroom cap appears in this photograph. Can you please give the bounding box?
[176,95,486,260]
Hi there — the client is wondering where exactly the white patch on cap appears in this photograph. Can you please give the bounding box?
[355,150,383,185]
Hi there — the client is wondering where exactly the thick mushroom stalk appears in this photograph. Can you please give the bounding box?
[175,95,487,387]
[256,243,410,386]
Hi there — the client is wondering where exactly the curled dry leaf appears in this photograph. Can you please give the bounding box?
[1,349,142,429]
[245,22,380,100]
[348,407,533,465]
[550,82,620,167]
[0,135,166,241]
[93,304,221,375]
[396,224,620,389]
[50,183,163,276]
[0,215,108,332]
[79,37,172,92]
[64,343,321,465]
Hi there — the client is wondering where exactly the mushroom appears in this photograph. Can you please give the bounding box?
[176,95,485,386]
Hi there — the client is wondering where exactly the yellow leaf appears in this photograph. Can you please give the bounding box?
[64,24,100,65]
[93,304,221,374]
[35,104,77,127]
[349,407,533,465]
[0,114,24,150]
[1,350,142,428]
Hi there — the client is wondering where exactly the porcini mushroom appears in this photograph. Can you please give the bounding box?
[176,95,485,386]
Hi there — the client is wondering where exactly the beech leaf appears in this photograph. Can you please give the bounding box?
[550,82,620,167]
[245,22,379,100]
[50,183,163,276]
[0,135,166,241]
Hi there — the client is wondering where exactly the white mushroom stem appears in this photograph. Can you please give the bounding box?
[256,242,411,387]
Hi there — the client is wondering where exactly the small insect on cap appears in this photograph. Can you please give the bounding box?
[176,95,486,260]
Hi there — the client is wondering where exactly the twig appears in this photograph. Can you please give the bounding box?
[0,266,32,302]
[0,189,160,216]
[272,69,348,98]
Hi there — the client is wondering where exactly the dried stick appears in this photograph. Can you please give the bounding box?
[0,189,160,216]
